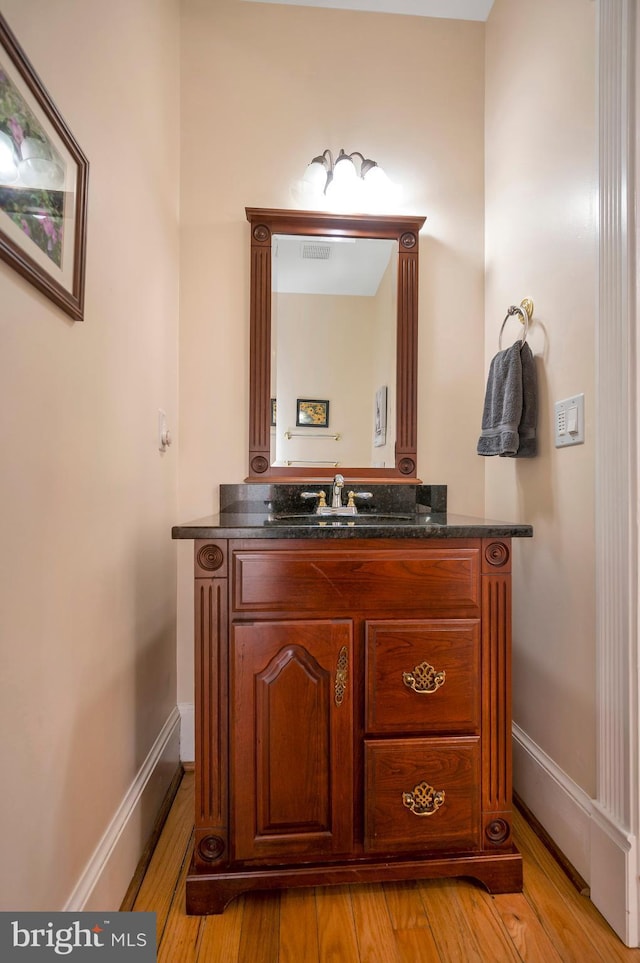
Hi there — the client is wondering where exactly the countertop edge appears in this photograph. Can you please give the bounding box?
[171,520,534,540]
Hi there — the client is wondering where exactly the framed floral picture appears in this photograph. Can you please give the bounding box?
[0,13,89,321]
[296,399,330,428]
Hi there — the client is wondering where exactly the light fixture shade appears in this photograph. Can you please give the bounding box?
[363,164,388,187]
[360,157,378,177]
[332,152,357,184]
[363,164,399,210]
[303,158,328,192]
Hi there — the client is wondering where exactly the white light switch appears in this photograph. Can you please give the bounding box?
[555,394,584,447]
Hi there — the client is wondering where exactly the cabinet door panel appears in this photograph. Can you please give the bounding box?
[365,738,481,853]
[231,620,353,861]
[365,621,480,734]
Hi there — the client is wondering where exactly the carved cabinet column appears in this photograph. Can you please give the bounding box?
[481,538,513,850]
[193,540,229,869]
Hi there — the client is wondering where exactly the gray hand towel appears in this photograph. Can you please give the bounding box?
[506,341,537,457]
[477,341,537,457]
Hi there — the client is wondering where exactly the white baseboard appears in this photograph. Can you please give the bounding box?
[590,803,639,947]
[513,723,640,946]
[512,722,592,883]
[63,707,181,912]
[178,702,194,762]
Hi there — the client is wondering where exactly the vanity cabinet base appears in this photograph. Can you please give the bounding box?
[189,536,524,915]
[185,849,523,915]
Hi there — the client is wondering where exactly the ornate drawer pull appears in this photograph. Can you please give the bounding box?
[402,661,446,694]
[335,645,348,706]
[402,781,445,817]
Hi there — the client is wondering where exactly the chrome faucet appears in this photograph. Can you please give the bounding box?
[331,473,345,508]
[299,476,374,516]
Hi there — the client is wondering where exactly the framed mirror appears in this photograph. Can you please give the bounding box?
[246,207,426,480]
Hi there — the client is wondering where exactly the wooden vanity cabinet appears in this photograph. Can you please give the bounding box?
[188,536,522,914]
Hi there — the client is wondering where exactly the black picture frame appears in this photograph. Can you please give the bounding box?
[296,399,330,428]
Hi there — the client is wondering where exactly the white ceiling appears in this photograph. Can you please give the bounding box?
[241,0,495,21]
[273,235,395,296]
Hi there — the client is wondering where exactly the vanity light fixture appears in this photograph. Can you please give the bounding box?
[300,147,398,213]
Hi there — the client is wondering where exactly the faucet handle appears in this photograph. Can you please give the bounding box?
[346,490,374,509]
[300,490,327,510]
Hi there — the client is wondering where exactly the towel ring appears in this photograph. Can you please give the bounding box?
[498,298,534,350]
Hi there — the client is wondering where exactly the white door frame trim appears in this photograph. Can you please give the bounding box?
[593,0,639,945]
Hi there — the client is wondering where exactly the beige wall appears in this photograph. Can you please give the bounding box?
[177,0,487,706]
[485,0,597,793]
[0,0,180,909]
[274,293,374,466]
[0,0,600,912]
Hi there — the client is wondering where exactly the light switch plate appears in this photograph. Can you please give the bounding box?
[555,393,585,447]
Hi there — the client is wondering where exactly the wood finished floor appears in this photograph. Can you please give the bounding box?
[132,771,640,962]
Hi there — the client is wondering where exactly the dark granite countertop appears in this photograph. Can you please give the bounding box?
[172,483,533,540]
[172,511,533,541]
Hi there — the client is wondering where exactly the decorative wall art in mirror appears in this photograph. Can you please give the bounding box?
[296,399,330,428]
[374,385,387,448]
[0,13,89,322]
[246,207,426,480]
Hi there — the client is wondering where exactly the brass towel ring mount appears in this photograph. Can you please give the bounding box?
[498,297,534,350]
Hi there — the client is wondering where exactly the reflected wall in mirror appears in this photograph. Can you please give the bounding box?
[246,208,426,480]
[272,233,397,469]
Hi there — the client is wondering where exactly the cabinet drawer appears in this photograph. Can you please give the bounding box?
[365,621,480,735]
[364,738,481,853]
[232,547,481,615]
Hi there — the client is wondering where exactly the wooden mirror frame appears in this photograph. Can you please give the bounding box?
[246,207,426,480]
